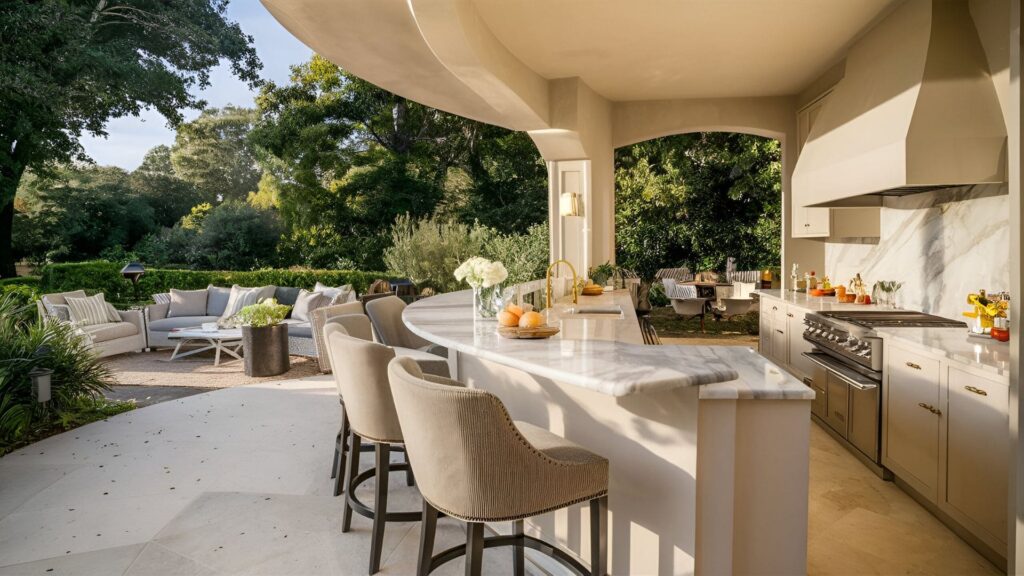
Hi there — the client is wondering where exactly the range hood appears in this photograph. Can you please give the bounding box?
[793,0,1007,208]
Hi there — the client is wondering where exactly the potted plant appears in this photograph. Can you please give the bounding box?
[234,298,291,377]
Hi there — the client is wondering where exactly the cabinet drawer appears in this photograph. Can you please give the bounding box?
[888,345,941,383]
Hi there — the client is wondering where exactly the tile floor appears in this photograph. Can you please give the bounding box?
[0,375,1005,575]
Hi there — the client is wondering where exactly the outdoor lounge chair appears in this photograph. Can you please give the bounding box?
[663,279,708,333]
[37,290,146,358]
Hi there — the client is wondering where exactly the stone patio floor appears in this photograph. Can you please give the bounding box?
[0,375,514,575]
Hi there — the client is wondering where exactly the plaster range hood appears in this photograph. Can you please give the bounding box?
[793,0,1007,208]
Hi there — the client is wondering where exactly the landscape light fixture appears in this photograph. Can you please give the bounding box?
[121,262,146,301]
[559,191,582,217]
[29,367,52,403]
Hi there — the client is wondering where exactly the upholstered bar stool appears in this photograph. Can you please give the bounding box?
[387,356,610,576]
[365,296,449,365]
[326,323,461,575]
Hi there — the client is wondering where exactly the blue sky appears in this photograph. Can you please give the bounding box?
[79,2,313,170]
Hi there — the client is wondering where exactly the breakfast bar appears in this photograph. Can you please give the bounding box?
[403,289,814,575]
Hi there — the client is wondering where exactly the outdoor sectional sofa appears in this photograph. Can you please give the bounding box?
[145,284,358,359]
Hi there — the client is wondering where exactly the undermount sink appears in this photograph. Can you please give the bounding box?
[560,305,624,319]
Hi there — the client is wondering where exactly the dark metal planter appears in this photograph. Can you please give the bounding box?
[242,324,290,377]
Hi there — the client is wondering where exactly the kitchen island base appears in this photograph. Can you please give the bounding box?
[454,351,810,575]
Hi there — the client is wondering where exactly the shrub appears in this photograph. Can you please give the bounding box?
[39,261,386,305]
[383,214,492,293]
[0,294,116,449]
[483,223,549,286]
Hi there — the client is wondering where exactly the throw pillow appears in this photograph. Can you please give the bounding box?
[50,304,72,323]
[220,285,276,320]
[206,285,232,316]
[66,293,116,326]
[314,282,354,304]
[152,293,171,305]
[291,290,325,322]
[41,290,87,317]
[168,288,209,318]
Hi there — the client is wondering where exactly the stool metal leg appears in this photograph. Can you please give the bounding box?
[417,501,439,576]
[369,443,391,575]
[465,522,484,576]
[342,432,362,533]
[404,448,415,486]
[333,408,350,496]
[590,496,608,576]
[512,520,525,576]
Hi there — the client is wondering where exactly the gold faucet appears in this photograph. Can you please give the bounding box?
[546,259,579,309]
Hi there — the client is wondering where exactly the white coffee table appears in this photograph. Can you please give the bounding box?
[168,327,244,366]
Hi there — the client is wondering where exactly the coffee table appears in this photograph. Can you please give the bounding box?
[168,327,244,367]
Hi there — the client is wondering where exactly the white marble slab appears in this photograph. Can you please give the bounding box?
[875,327,1010,378]
[403,290,813,400]
[756,289,895,312]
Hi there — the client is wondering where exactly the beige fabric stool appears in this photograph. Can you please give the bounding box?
[365,295,448,358]
[326,322,461,575]
[388,356,609,576]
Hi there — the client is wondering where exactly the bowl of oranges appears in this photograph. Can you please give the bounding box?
[496,303,560,339]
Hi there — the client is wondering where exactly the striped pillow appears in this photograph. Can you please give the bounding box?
[66,294,119,326]
[152,293,171,305]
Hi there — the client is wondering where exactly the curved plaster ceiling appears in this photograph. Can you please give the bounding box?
[471,0,900,101]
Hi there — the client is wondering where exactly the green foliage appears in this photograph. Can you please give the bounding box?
[383,214,492,294]
[129,146,206,228]
[0,0,261,276]
[234,299,290,328]
[38,260,385,305]
[0,294,117,449]
[483,223,550,286]
[171,107,261,202]
[615,133,781,275]
[589,262,616,286]
[383,215,549,293]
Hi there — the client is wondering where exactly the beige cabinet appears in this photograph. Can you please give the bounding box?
[945,367,1008,550]
[759,302,773,357]
[794,93,879,239]
[769,305,789,367]
[883,343,942,500]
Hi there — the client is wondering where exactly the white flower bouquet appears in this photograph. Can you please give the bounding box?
[455,257,509,319]
[454,256,508,289]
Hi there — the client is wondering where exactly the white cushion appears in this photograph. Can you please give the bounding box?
[291,289,325,322]
[80,321,138,343]
[315,282,354,305]
[220,285,275,320]
[41,290,87,316]
[66,294,119,326]
[206,285,232,316]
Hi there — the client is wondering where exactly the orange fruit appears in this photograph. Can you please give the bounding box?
[497,310,520,327]
[518,311,544,329]
[506,304,524,317]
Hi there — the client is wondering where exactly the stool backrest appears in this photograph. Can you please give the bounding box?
[365,295,430,349]
[326,325,403,443]
[388,356,568,521]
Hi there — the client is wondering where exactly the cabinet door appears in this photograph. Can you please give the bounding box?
[945,367,1008,548]
[884,345,942,499]
[769,305,788,366]
[787,308,816,378]
[759,303,773,358]
[794,206,831,237]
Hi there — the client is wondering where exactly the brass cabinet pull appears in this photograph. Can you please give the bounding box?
[905,361,922,370]
[772,305,778,311]
[776,329,785,335]
[964,385,988,396]
[918,402,942,416]
[787,313,794,318]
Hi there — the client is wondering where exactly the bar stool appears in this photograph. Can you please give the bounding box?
[326,323,462,575]
[365,295,449,359]
[387,356,609,576]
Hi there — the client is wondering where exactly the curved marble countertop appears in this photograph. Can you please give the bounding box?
[403,289,813,400]
[875,327,1010,378]
[756,289,893,312]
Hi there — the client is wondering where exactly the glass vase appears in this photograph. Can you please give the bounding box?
[473,284,502,320]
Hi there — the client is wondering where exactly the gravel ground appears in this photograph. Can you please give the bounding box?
[102,349,322,389]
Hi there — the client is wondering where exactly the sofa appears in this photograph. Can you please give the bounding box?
[37,290,147,358]
[145,284,358,357]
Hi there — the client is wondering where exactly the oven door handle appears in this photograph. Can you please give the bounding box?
[802,352,879,391]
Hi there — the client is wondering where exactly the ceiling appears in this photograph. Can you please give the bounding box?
[471,0,900,101]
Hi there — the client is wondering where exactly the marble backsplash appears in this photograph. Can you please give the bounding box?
[824,184,1009,321]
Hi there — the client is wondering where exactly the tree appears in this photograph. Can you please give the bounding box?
[0,0,261,277]
[129,146,205,227]
[170,106,261,202]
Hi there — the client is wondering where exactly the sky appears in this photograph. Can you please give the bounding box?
[79,2,313,171]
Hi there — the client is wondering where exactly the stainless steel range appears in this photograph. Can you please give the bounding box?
[802,310,966,477]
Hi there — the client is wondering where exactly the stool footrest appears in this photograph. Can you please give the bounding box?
[345,464,421,523]
[427,533,590,575]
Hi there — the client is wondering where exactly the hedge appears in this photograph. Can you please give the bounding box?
[39,261,388,304]
[0,276,41,288]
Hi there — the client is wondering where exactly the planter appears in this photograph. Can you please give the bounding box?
[242,324,290,377]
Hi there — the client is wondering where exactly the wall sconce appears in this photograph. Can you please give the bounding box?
[30,367,52,403]
[560,191,582,217]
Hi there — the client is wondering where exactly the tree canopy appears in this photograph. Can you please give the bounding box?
[0,0,261,277]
